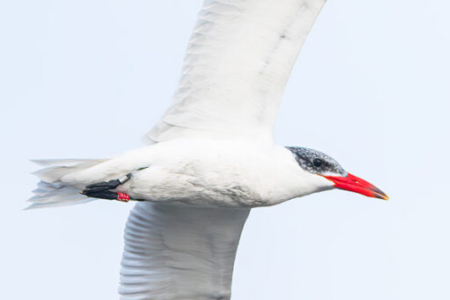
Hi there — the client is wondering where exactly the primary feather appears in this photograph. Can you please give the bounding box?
[120,202,250,300]
[146,0,327,143]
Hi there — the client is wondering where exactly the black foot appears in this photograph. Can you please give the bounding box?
[82,173,134,202]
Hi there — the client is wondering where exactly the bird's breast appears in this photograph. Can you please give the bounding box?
[127,159,268,208]
[122,139,303,208]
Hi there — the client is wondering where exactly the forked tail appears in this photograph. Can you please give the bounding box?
[27,159,106,209]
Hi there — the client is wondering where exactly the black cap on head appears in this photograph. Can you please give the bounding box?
[286,147,347,177]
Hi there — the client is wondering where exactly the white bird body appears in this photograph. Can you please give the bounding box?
[55,139,333,208]
[29,0,388,299]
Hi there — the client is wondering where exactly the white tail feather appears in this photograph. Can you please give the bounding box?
[27,159,106,209]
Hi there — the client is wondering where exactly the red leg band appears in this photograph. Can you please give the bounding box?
[117,192,130,202]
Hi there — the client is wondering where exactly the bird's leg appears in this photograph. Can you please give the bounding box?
[82,173,136,202]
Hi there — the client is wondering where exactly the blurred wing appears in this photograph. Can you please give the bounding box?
[146,0,327,143]
[119,202,250,300]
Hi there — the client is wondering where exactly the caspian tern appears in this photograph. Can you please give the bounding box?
[29,0,388,299]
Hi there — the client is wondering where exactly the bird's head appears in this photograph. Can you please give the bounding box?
[287,147,388,200]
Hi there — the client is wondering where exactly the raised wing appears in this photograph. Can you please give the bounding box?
[119,202,250,300]
[146,0,327,143]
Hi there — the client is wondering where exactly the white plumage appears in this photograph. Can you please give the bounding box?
[29,1,335,299]
[120,203,249,300]
[147,0,327,143]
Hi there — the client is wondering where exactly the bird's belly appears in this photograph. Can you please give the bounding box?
[125,164,268,208]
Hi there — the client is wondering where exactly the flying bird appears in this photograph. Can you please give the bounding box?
[29,0,388,299]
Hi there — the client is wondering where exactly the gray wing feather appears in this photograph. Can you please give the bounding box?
[120,202,250,300]
[146,0,328,143]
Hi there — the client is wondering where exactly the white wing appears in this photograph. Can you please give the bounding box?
[120,202,250,300]
[146,0,327,143]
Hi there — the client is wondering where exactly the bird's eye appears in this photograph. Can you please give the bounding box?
[313,158,323,168]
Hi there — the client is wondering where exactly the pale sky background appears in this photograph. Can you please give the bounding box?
[1,0,450,299]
